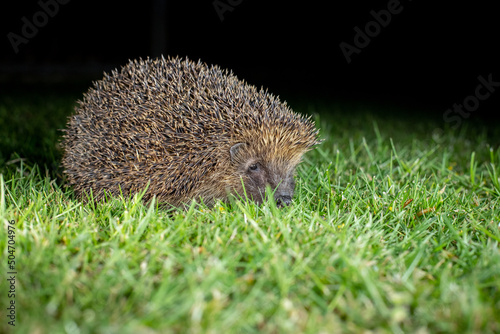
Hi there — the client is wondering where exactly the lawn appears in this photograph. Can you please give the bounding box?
[1,89,499,333]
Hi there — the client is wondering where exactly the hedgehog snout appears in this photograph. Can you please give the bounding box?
[273,177,295,208]
[275,194,292,208]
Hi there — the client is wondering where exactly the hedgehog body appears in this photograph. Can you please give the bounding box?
[62,56,320,207]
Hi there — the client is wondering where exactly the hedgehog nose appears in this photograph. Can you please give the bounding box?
[276,195,292,208]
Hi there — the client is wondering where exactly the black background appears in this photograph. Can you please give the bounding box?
[1,0,499,122]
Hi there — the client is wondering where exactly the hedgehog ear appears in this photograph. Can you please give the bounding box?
[230,142,247,162]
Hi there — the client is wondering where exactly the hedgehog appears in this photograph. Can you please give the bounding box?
[62,56,320,208]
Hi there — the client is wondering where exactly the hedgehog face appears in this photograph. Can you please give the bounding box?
[241,159,296,207]
[230,143,296,207]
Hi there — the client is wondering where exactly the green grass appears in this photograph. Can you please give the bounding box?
[1,92,500,333]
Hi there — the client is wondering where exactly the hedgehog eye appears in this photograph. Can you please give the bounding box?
[248,163,259,172]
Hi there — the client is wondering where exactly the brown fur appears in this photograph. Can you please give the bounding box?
[62,56,320,207]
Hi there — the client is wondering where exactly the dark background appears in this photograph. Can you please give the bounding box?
[1,0,499,122]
